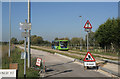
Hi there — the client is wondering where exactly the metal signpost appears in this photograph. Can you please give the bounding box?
[28,0,31,68]
[20,19,31,77]
[83,20,96,69]
[9,0,11,57]
[79,16,82,51]
[84,20,92,52]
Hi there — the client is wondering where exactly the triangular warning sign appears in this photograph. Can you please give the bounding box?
[83,51,95,62]
[84,20,92,29]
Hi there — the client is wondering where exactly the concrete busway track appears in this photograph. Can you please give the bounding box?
[32,46,118,60]
[18,46,111,77]
[30,46,112,64]
[29,45,119,77]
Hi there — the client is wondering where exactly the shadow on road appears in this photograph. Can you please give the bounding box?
[47,61,74,67]
[45,69,73,77]
[46,69,54,72]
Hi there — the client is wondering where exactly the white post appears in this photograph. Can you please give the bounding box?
[28,0,31,68]
[24,32,27,77]
[87,32,89,52]
[80,37,82,51]
[9,0,11,57]
[79,16,82,51]
[24,20,27,77]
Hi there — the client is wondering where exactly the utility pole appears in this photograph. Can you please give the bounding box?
[79,16,82,51]
[28,0,31,68]
[9,0,11,57]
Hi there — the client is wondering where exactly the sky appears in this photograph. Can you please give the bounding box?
[2,2,118,42]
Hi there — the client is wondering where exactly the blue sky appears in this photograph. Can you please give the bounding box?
[2,2,118,42]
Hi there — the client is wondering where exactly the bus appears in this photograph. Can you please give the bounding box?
[52,40,69,51]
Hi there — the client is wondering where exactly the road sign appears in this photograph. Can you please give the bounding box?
[36,58,42,66]
[19,22,31,30]
[84,62,96,66]
[83,51,95,62]
[21,52,25,59]
[84,20,92,29]
[21,52,28,59]
[21,32,29,38]
[83,51,96,67]
[0,69,16,78]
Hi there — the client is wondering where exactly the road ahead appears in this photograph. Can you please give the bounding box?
[19,46,107,77]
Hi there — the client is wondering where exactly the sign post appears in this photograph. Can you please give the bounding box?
[83,20,96,69]
[84,20,92,52]
[19,19,31,77]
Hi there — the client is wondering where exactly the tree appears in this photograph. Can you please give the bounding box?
[94,18,120,51]
[10,37,18,44]
[54,37,70,41]
[64,37,70,41]
[70,37,80,45]
[31,35,43,45]
[85,31,96,46]
[54,37,58,40]
[19,40,24,44]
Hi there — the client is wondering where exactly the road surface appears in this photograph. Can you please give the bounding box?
[19,46,107,77]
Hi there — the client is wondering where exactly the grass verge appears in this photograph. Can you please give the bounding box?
[71,48,118,57]
[2,46,39,78]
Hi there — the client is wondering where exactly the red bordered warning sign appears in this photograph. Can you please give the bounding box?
[83,51,95,62]
[36,58,42,66]
[84,20,92,29]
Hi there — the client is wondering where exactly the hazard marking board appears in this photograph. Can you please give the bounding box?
[83,51,95,62]
[84,20,92,29]
[36,58,42,66]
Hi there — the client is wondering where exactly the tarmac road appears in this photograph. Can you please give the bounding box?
[19,46,108,77]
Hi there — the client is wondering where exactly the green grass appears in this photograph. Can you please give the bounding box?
[2,46,39,78]
[71,48,118,57]
[69,51,118,60]
[89,50,118,57]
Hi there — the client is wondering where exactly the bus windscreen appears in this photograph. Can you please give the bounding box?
[60,41,68,48]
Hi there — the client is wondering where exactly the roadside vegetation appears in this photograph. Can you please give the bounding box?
[2,45,39,77]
